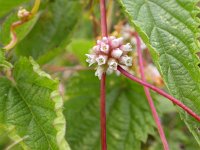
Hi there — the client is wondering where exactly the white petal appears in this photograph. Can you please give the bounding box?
[121,43,132,52]
[95,67,104,79]
[96,55,107,65]
[85,54,96,66]
[100,43,109,53]
[108,59,118,70]
[93,45,100,53]
[120,55,132,66]
[125,57,132,66]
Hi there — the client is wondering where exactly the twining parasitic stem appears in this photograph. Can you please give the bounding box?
[135,33,169,150]
[4,0,41,51]
[118,65,200,122]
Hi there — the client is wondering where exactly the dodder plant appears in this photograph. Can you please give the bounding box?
[0,0,200,150]
[86,0,200,150]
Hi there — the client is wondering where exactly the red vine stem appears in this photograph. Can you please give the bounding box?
[135,33,169,150]
[118,65,200,122]
[100,0,108,150]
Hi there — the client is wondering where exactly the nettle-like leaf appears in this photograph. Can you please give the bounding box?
[64,71,155,150]
[16,0,82,64]
[0,49,12,69]
[0,57,69,150]
[118,0,200,145]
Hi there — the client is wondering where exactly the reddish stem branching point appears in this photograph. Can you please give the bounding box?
[117,65,200,122]
[135,33,169,150]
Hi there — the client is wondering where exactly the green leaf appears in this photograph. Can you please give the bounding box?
[64,71,155,150]
[0,0,29,18]
[149,113,199,150]
[16,0,82,64]
[118,0,200,145]
[0,49,12,69]
[67,39,95,65]
[0,57,70,150]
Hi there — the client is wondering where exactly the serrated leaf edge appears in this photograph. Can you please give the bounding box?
[1,57,70,150]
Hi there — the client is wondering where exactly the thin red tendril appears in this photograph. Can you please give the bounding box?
[135,33,169,150]
[117,65,200,122]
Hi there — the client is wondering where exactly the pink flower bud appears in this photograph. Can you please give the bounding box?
[111,39,120,48]
[93,45,100,53]
[102,37,108,43]
[97,40,101,45]
[118,37,124,45]
[111,48,123,59]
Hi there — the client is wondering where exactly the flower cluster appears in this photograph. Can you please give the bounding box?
[86,36,133,79]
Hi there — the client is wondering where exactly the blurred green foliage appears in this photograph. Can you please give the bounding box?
[0,0,199,149]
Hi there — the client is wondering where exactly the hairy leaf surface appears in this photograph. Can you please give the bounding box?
[64,71,155,150]
[0,57,69,150]
[118,0,200,144]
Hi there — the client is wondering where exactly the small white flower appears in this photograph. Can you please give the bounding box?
[108,59,118,70]
[18,7,30,19]
[120,55,132,66]
[95,66,104,79]
[96,55,107,65]
[111,48,123,59]
[111,39,120,48]
[100,43,109,53]
[86,54,96,66]
[93,45,100,53]
[121,43,132,52]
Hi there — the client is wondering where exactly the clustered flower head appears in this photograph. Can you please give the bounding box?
[86,36,133,79]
